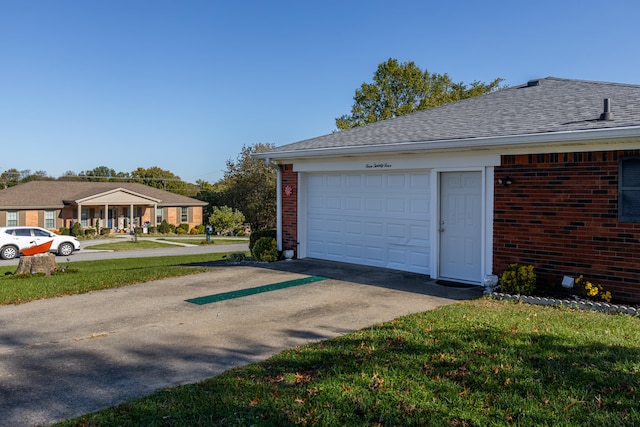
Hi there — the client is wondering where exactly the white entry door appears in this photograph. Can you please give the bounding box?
[439,172,482,283]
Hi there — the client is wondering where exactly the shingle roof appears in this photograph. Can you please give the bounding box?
[0,181,207,209]
[266,77,640,154]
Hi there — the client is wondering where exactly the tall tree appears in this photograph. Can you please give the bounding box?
[79,166,129,182]
[335,58,504,130]
[195,179,226,219]
[20,170,52,183]
[129,166,187,195]
[218,143,276,230]
[0,169,22,188]
[59,170,82,181]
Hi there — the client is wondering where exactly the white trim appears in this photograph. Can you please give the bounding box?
[484,167,495,278]
[255,126,640,161]
[75,188,162,204]
[275,166,282,251]
[291,151,500,172]
[297,173,307,259]
[432,167,491,285]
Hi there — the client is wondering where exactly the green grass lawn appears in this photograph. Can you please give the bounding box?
[0,252,248,305]
[57,299,639,426]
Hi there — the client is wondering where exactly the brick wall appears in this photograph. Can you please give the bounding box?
[25,210,38,226]
[191,206,203,230]
[281,164,298,255]
[493,150,640,303]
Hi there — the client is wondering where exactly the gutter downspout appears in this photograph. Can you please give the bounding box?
[266,158,282,251]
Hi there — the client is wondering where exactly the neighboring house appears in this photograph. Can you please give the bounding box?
[0,181,207,233]
[255,77,640,302]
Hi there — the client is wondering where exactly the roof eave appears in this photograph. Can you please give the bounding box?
[254,126,640,161]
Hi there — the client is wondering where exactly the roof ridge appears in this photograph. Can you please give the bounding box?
[538,76,640,88]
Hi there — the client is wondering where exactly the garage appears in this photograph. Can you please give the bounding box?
[302,171,431,274]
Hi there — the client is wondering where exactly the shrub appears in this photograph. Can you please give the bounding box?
[575,275,612,302]
[209,206,245,236]
[158,220,171,234]
[176,227,187,234]
[498,263,536,295]
[190,224,205,235]
[70,222,83,237]
[226,252,247,263]
[148,226,157,234]
[249,229,277,255]
[177,223,190,233]
[134,227,144,234]
[58,227,70,236]
[252,237,278,262]
[100,228,111,235]
[84,228,97,236]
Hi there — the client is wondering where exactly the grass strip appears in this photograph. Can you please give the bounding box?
[0,252,249,305]
[186,275,327,305]
[57,299,640,426]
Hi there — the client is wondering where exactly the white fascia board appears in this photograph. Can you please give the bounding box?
[253,126,640,162]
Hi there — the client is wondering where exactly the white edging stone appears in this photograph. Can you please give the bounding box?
[490,292,638,316]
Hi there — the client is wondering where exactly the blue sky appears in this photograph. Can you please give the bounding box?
[1,0,639,184]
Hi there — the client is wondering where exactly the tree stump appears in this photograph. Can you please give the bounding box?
[15,253,58,276]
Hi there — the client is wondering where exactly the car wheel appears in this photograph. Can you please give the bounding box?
[1,245,19,260]
[57,242,74,256]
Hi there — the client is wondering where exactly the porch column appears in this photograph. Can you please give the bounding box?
[129,204,134,230]
[154,203,158,226]
[104,204,109,231]
[77,204,82,228]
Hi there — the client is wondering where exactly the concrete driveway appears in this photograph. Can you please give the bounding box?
[0,259,482,426]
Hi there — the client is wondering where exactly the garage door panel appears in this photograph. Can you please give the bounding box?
[409,224,429,241]
[306,172,431,274]
[388,174,406,188]
[326,219,343,233]
[345,198,362,211]
[387,223,407,239]
[345,175,362,187]
[326,197,342,209]
[364,221,385,237]
[366,175,384,187]
[410,198,429,215]
[365,199,384,212]
[364,246,385,263]
[326,175,342,187]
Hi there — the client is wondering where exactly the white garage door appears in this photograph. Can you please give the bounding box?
[306,172,431,274]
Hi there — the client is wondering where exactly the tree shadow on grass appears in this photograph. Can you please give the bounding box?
[55,313,640,426]
[177,322,640,426]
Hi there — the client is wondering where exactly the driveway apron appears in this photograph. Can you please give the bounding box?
[0,260,482,426]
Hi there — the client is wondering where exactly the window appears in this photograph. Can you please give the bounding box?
[15,228,31,237]
[45,210,55,229]
[156,208,163,225]
[33,228,51,237]
[7,211,17,226]
[181,207,189,223]
[619,156,640,222]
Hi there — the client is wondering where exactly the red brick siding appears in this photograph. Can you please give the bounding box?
[493,150,640,303]
[281,164,298,254]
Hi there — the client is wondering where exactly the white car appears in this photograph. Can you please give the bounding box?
[0,226,81,260]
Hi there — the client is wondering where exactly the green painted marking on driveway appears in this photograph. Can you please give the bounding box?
[185,275,328,305]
